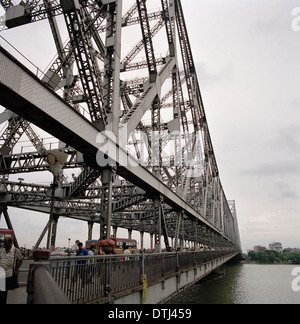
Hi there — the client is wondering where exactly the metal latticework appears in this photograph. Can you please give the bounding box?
[0,0,241,252]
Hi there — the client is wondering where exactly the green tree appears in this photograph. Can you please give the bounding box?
[248,251,256,261]
[283,252,300,264]
[266,250,279,263]
[255,252,270,264]
[247,250,300,264]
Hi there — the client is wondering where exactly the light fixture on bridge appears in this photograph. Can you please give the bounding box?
[46,150,69,178]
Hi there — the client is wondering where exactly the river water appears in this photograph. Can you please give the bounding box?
[169,264,300,304]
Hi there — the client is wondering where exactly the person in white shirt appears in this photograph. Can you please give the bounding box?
[71,240,80,252]
[123,247,131,255]
[0,237,23,304]
[122,243,131,261]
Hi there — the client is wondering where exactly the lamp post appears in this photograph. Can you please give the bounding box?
[46,150,68,251]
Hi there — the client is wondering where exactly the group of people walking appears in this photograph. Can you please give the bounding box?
[0,237,132,303]
[69,240,131,292]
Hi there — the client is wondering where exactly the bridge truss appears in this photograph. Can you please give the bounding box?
[0,0,241,252]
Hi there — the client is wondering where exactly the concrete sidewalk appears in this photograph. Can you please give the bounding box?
[7,284,27,304]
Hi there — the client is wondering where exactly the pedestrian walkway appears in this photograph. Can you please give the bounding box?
[7,285,27,304]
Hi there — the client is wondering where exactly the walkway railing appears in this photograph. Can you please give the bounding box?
[49,249,238,304]
[31,266,71,304]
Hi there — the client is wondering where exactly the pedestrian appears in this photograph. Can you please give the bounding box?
[0,237,23,304]
[71,239,80,252]
[123,243,131,261]
[88,245,96,256]
[70,242,89,292]
[87,245,96,284]
[76,242,89,260]
[123,242,131,255]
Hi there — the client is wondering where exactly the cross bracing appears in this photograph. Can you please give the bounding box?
[0,0,241,252]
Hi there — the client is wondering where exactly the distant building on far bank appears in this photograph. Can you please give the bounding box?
[254,245,267,253]
[284,247,300,253]
[269,242,283,254]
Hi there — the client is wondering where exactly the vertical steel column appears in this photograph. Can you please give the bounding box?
[88,221,94,241]
[128,229,132,240]
[160,203,170,250]
[161,0,176,57]
[140,231,144,251]
[103,0,122,135]
[194,220,197,249]
[100,168,115,240]
[136,0,157,83]
[46,177,59,251]
[151,96,162,178]
[180,216,185,250]
[174,211,182,251]
[113,226,118,238]
[150,233,154,252]
[171,68,182,193]
[151,96,163,252]
[153,197,162,253]
[49,214,59,252]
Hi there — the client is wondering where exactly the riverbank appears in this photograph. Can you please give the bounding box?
[242,260,298,265]
[247,250,300,265]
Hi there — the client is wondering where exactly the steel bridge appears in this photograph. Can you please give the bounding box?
[0,0,241,275]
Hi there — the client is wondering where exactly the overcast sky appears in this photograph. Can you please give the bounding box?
[0,0,299,252]
[184,0,300,251]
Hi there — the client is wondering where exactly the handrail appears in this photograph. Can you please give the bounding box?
[32,266,70,304]
[49,248,237,262]
[48,249,240,304]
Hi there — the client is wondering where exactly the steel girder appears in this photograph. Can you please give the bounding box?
[0,0,241,251]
